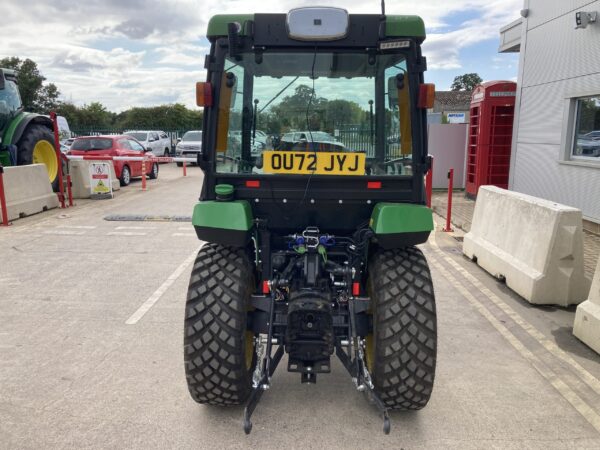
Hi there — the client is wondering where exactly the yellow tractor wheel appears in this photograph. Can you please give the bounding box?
[16,124,59,191]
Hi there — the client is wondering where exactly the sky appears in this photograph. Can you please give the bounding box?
[0,0,523,112]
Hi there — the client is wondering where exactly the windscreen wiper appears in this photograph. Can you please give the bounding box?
[259,76,300,114]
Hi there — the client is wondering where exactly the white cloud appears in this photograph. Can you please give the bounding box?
[0,0,523,111]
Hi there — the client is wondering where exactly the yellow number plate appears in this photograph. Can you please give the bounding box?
[263,151,366,176]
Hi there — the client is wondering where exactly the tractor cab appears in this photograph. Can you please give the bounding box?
[185,8,437,435]
[0,69,23,134]
[195,8,434,236]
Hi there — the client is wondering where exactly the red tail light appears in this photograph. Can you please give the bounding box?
[367,181,382,189]
[262,280,270,294]
[352,282,360,296]
[246,180,260,188]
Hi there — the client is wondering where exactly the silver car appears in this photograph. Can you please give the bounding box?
[175,131,202,166]
[125,130,171,157]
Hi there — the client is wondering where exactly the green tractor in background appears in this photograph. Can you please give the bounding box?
[184,6,438,435]
[0,68,59,189]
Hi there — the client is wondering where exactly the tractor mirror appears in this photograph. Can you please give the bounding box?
[418,84,436,109]
[225,72,238,109]
[396,73,405,90]
[196,82,213,107]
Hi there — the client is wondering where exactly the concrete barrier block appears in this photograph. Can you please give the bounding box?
[463,186,590,306]
[0,164,59,221]
[69,160,120,199]
[574,257,600,353]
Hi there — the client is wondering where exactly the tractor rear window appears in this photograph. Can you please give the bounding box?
[214,51,412,177]
[71,138,113,151]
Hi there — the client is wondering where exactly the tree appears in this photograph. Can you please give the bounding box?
[324,99,363,129]
[36,83,61,113]
[269,85,328,131]
[577,98,600,134]
[450,73,483,91]
[0,57,60,113]
[116,104,202,130]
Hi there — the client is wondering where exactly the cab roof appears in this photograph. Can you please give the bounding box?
[206,13,425,40]
[0,68,17,80]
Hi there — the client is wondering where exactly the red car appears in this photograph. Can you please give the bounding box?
[69,135,159,186]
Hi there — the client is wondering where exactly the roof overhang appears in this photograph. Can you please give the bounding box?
[499,18,522,53]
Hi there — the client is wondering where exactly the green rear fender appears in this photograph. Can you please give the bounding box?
[192,200,254,247]
[370,203,433,248]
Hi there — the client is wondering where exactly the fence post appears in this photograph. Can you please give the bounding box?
[0,165,10,226]
[50,112,66,208]
[183,161,187,177]
[443,168,454,232]
[66,174,74,207]
[141,159,147,191]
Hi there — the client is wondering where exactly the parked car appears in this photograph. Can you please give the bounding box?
[576,137,600,157]
[230,130,267,154]
[583,131,600,140]
[68,135,159,186]
[175,130,202,166]
[61,137,76,149]
[279,131,345,151]
[124,130,171,157]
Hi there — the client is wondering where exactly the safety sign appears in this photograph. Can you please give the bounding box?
[89,162,113,198]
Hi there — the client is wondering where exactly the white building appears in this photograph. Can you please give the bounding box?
[500,1,600,232]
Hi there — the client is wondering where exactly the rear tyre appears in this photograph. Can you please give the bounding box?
[184,243,256,405]
[16,124,59,191]
[149,162,159,179]
[163,148,169,158]
[367,247,437,410]
[119,165,131,186]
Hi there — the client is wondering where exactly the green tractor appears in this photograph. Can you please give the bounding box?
[0,68,59,189]
[184,7,437,434]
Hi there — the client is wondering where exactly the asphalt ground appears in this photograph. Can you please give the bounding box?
[1,164,600,449]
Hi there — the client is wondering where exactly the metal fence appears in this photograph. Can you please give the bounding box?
[69,129,191,150]
[336,127,407,157]
[337,127,375,156]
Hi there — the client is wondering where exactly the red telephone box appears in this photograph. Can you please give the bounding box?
[466,81,517,197]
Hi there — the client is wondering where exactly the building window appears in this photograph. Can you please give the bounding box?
[572,96,600,160]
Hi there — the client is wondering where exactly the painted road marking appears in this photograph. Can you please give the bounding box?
[429,232,600,396]
[108,231,147,236]
[116,226,156,230]
[56,225,96,229]
[177,226,191,231]
[172,232,196,237]
[429,256,600,434]
[43,230,85,235]
[125,245,202,325]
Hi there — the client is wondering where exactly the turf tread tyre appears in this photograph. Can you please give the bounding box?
[369,246,437,410]
[184,243,255,405]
